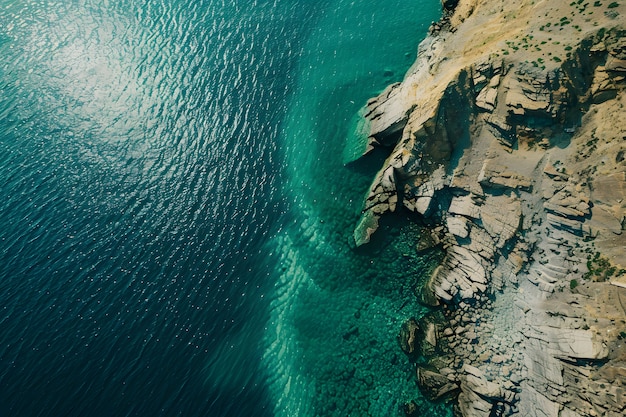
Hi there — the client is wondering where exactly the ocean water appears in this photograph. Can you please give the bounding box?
[0,1,445,416]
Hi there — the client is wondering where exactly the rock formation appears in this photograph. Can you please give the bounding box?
[351,0,626,415]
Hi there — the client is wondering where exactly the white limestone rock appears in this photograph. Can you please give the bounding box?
[449,194,481,219]
[447,214,470,238]
[478,159,533,190]
[480,193,522,248]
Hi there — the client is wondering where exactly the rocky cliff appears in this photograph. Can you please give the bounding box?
[351,0,626,416]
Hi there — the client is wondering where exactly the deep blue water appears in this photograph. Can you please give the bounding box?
[0,1,443,416]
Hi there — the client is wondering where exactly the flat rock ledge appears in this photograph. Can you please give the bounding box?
[353,1,626,416]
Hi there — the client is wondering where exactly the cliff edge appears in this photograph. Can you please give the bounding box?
[351,0,626,416]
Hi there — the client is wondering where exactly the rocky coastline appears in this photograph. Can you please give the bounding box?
[350,0,626,415]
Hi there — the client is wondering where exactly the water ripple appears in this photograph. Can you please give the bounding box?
[0,0,313,416]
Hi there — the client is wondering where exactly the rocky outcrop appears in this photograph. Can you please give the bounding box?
[351,0,626,415]
[352,35,474,246]
[417,365,460,402]
[398,312,447,360]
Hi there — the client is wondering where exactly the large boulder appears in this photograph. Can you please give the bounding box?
[398,312,447,360]
[417,311,446,357]
[398,318,420,360]
[417,365,460,401]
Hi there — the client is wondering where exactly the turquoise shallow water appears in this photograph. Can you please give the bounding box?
[264,1,450,416]
[0,0,446,416]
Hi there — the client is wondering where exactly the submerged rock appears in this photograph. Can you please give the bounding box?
[402,400,419,416]
[398,318,420,360]
[416,228,443,253]
[417,365,460,402]
[417,311,446,358]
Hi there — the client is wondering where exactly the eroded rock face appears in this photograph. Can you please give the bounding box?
[351,0,626,415]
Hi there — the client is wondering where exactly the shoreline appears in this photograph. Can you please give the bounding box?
[352,0,626,415]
